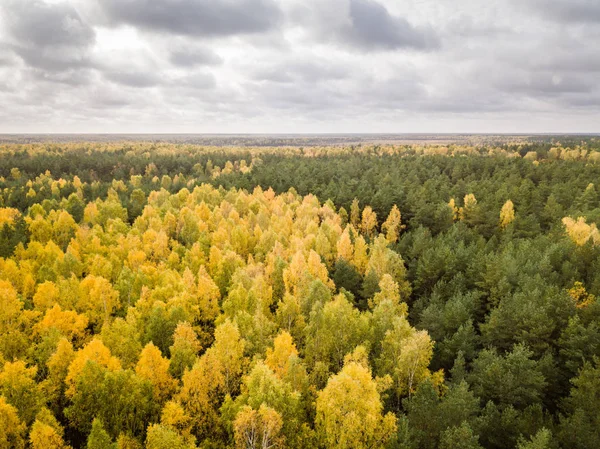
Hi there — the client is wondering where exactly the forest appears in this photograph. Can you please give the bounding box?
[0,138,599,449]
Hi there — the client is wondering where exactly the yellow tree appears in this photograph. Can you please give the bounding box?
[0,361,42,425]
[0,279,22,334]
[29,408,71,449]
[350,199,360,229]
[370,274,401,309]
[448,198,459,221]
[77,276,120,328]
[336,227,354,262]
[32,281,61,312]
[177,355,223,441]
[265,331,298,379]
[169,322,202,379]
[0,279,26,360]
[233,404,284,449]
[145,423,195,449]
[208,320,246,396]
[381,205,404,243]
[160,400,194,444]
[100,317,142,369]
[377,317,437,401]
[43,339,75,410]
[562,216,600,246]
[52,210,77,250]
[568,281,596,309]
[33,305,88,343]
[459,194,478,224]
[65,339,121,398]
[360,206,378,239]
[136,343,177,404]
[352,235,369,274]
[196,266,221,323]
[315,354,397,449]
[0,396,26,449]
[499,200,515,229]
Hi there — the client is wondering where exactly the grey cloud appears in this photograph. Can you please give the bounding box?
[98,0,282,37]
[0,0,95,71]
[522,0,600,23]
[169,72,217,90]
[497,74,594,96]
[169,47,223,67]
[346,0,440,50]
[30,68,94,86]
[251,59,348,84]
[293,0,440,52]
[529,49,600,73]
[105,71,161,88]
[0,0,599,132]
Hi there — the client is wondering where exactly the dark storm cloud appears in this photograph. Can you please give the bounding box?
[346,0,440,50]
[98,0,283,37]
[522,0,600,23]
[1,0,95,71]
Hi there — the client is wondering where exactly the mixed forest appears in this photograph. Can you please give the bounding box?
[0,138,599,449]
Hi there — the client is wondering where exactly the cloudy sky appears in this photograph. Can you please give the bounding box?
[0,0,599,133]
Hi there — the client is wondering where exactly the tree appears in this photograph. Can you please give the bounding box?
[499,200,515,229]
[169,322,201,379]
[265,331,299,380]
[360,206,378,239]
[34,304,88,343]
[87,418,115,449]
[0,396,25,449]
[404,380,480,449]
[381,205,403,243]
[136,343,177,404]
[0,360,42,425]
[67,364,156,440]
[468,345,547,410]
[44,339,75,413]
[558,358,600,449]
[30,409,71,449]
[146,424,194,449]
[315,355,397,449]
[377,316,436,401]
[439,422,483,449]
[226,361,303,447]
[336,228,354,262]
[32,281,61,312]
[305,294,370,371]
[160,400,194,445]
[350,199,360,229]
[562,216,600,246]
[65,339,121,398]
[77,276,121,329]
[196,266,221,323]
[209,319,246,396]
[518,428,552,449]
[233,404,284,449]
[459,194,480,225]
[100,317,142,369]
[332,258,362,303]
